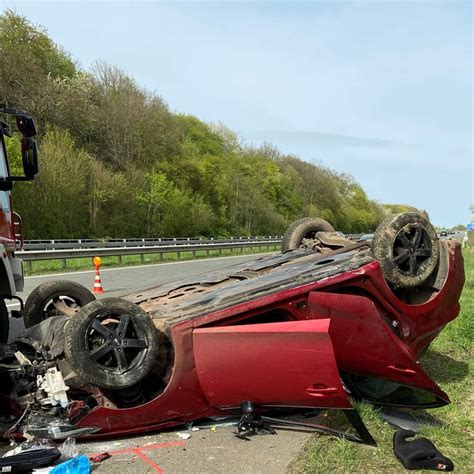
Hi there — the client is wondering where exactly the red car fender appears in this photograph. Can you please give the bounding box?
[307,291,449,404]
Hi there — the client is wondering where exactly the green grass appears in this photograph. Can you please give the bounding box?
[24,245,280,276]
[293,248,474,473]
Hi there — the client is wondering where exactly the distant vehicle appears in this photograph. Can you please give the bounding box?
[440,231,448,237]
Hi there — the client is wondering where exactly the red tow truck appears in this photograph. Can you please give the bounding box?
[0,106,39,342]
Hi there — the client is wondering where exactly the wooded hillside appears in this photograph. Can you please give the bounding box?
[0,11,421,239]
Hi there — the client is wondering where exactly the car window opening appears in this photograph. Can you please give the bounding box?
[342,373,446,409]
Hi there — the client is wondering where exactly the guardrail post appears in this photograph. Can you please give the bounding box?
[140,254,144,263]
[177,251,181,260]
[118,255,123,265]
[61,259,66,270]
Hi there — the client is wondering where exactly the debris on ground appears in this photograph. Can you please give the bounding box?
[393,430,454,471]
[60,437,78,460]
[50,454,90,474]
[89,452,111,463]
[0,442,61,473]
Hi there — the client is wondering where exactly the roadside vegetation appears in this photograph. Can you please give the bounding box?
[294,246,473,473]
[1,11,424,241]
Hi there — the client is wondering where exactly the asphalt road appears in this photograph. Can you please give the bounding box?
[21,253,271,298]
[77,420,313,474]
[9,253,272,339]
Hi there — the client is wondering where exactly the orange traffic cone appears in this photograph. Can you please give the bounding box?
[92,266,104,294]
[92,256,104,294]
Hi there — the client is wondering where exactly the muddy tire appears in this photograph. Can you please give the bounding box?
[372,212,439,289]
[64,298,159,390]
[281,217,335,252]
[0,300,9,343]
[23,280,96,328]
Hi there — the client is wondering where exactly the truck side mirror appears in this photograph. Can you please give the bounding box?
[17,115,37,138]
[21,138,39,178]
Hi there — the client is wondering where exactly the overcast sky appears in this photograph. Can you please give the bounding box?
[2,0,472,227]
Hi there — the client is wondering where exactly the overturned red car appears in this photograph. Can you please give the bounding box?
[0,212,465,443]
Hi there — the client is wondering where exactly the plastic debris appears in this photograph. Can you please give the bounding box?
[4,439,55,457]
[189,426,200,432]
[0,446,61,472]
[60,438,78,460]
[48,421,62,438]
[37,367,69,408]
[3,445,23,457]
[177,432,191,440]
[51,455,90,474]
[31,468,52,474]
[185,423,200,432]
[89,452,111,463]
[14,351,32,366]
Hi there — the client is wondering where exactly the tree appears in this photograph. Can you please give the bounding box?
[1,10,406,239]
[0,11,76,125]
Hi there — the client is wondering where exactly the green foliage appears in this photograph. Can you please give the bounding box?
[383,203,429,219]
[4,133,22,175]
[0,11,411,239]
[0,10,76,126]
[13,129,90,238]
[175,115,226,157]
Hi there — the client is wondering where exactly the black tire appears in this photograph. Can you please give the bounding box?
[281,217,335,252]
[372,212,439,289]
[23,280,96,328]
[0,299,9,344]
[64,298,159,390]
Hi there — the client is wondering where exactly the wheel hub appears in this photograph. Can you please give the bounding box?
[393,225,432,276]
[86,313,148,373]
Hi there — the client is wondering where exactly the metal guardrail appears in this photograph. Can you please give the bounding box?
[18,240,283,270]
[22,236,282,251]
[18,234,366,270]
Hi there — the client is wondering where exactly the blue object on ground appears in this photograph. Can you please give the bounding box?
[51,455,90,474]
